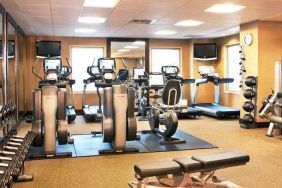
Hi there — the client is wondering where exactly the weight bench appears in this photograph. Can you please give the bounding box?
[129,151,250,188]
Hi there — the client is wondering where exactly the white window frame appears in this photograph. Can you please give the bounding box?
[150,47,182,75]
[225,44,241,94]
[70,45,106,94]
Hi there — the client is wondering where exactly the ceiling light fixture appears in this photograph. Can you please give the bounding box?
[175,19,203,27]
[133,41,146,45]
[155,30,177,35]
[205,3,245,13]
[84,0,120,8]
[118,49,131,52]
[78,16,106,24]
[124,46,139,49]
[75,28,96,33]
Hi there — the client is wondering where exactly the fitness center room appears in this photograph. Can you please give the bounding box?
[0,0,281,187]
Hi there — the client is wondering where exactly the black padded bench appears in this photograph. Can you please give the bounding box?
[134,151,250,179]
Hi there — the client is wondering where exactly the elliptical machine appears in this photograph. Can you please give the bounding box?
[82,65,103,122]
[147,73,186,145]
[31,58,73,157]
[59,58,76,123]
[132,68,149,121]
[95,58,139,154]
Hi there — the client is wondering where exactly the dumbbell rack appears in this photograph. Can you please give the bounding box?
[239,76,258,129]
[0,103,34,188]
[0,132,34,188]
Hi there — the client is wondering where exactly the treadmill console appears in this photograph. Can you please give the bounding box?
[148,73,165,89]
[97,58,116,73]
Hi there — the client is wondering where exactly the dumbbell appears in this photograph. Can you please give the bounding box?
[243,89,256,99]
[245,76,256,87]
[243,101,255,112]
[240,114,255,125]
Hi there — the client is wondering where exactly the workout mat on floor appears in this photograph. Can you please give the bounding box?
[28,143,76,159]
[28,131,216,159]
[139,130,217,152]
[72,134,150,157]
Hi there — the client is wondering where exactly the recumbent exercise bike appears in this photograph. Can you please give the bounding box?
[146,72,185,145]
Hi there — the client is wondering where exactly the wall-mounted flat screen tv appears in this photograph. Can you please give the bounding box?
[36,40,61,58]
[193,43,217,61]
[0,40,15,58]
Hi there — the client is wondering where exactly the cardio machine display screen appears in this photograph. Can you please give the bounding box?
[149,74,164,87]
[99,59,115,70]
[133,68,145,79]
[164,67,177,74]
[44,59,61,72]
[91,66,100,74]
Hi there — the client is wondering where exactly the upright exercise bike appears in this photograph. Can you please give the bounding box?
[95,58,139,154]
[147,73,186,145]
[31,58,73,157]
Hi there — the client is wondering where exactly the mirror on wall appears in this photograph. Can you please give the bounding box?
[0,11,4,108]
[109,39,148,78]
[17,31,26,119]
[7,19,16,119]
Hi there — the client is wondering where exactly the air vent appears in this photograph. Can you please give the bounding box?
[130,19,155,24]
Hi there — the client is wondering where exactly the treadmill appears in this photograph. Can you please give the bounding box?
[82,66,103,122]
[192,66,240,118]
[161,66,202,118]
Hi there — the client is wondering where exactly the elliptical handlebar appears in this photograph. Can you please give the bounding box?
[32,59,43,81]
[64,58,72,77]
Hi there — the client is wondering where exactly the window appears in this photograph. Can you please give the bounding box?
[226,44,241,92]
[151,48,181,72]
[71,47,104,92]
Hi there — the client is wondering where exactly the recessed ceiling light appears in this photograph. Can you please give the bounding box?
[175,19,203,27]
[118,49,131,52]
[113,52,123,55]
[78,16,106,24]
[75,28,96,33]
[205,3,245,13]
[133,41,146,45]
[155,30,177,35]
[124,46,139,49]
[84,0,120,8]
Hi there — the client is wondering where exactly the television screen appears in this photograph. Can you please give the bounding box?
[193,43,217,60]
[0,40,15,57]
[36,41,61,58]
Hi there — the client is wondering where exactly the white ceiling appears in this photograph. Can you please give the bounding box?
[1,0,282,38]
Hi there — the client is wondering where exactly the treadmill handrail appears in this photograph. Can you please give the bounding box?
[195,78,208,85]
[217,78,234,84]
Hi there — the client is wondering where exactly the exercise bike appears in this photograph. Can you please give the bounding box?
[147,72,186,145]
[161,66,202,118]
[95,58,139,154]
[31,57,73,157]
[259,91,282,137]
